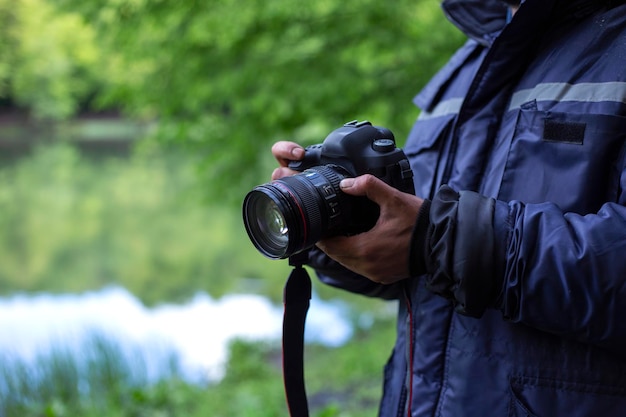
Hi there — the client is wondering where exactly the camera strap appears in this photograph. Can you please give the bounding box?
[282,254,312,417]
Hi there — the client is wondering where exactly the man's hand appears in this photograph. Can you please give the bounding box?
[271,141,305,180]
[316,174,423,285]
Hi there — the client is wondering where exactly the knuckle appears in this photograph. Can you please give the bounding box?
[354,174,376,190]
[361,174,377,184]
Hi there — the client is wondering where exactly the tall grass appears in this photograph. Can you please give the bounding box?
[0,332,183,417]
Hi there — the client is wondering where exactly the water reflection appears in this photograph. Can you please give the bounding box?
[0,286,352,382]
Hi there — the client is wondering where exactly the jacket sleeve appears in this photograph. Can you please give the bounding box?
[414,185,626,354]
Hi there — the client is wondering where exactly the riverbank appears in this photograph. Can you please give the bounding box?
[0,286,353,382]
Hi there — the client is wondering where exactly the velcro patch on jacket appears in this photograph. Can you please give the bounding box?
[543,120,586,145]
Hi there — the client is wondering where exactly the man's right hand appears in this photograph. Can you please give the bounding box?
[271,141,305,180]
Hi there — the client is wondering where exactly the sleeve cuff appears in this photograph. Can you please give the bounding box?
[408,199,432,277]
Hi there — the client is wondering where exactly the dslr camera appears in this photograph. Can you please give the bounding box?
[242,120,415,259]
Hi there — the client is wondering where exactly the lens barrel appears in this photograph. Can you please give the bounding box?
[242,166,347,259]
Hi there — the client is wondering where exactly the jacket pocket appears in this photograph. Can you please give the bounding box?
[498,109,626,214]
[404,115,455,199]
[508,375,626,417]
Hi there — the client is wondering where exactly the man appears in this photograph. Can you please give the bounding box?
[272,0,626,415]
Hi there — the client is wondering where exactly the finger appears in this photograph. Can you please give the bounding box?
[271,141,305,166]
[339,174,396,204]
[271,167,299,180]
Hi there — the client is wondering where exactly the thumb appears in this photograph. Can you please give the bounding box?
[339,174,393,204]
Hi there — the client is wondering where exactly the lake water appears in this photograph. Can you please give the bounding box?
[0,286,352,382]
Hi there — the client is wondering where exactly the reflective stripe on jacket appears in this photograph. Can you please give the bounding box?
[311,0,626,416]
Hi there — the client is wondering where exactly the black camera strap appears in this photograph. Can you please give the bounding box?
[282,254,312,417]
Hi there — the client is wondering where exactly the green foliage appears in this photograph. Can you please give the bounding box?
[0,2,16,99]
[0,0,467,198]
[0,0,104,119]
[3,0,465,201]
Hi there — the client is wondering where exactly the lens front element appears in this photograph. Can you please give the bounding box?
[260,198,288,247]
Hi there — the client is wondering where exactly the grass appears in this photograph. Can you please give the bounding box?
[0,333,179,417]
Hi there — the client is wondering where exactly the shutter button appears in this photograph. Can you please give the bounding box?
[372,139,395,153]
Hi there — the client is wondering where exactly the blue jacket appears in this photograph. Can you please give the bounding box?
[310,0,626,415]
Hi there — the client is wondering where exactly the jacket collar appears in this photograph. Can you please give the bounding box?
[441,0,510,46]
[441,0,618,46]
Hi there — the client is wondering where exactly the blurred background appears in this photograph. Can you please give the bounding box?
[0,0,464,415]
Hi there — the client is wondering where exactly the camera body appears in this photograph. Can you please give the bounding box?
[288,120,414,232]
[289,120,414,193]
[242,120,415,259]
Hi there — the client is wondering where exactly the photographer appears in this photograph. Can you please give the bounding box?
[272,0,626,416]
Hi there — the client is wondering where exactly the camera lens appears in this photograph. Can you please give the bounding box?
[242,166,348,259]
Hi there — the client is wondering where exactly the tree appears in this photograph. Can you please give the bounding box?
[0,0,103,120]
[54,0,465,199]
